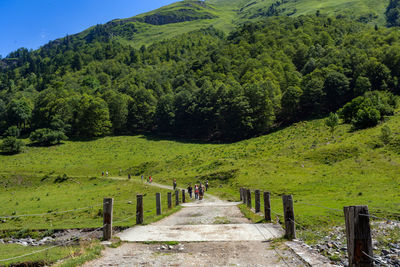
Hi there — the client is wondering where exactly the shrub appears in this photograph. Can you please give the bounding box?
[340,91,397,130]
[30,128,67,146]
[3,126,20,138]
[352,106,381,129]
[325,112,339,134]
[0,137,24,154]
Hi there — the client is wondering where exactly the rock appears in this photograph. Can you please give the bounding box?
[20,241,28,246]
[382,249,390,256]
[168,245,173,250]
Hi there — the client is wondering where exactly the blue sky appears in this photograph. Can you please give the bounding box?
[0,0,177,57]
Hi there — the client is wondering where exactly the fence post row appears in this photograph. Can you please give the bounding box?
[156,193,162,215]
[255,190,260,213]
[167,192,172,209]
[182,189,186,203]
[246,189,252,208]
[103,198,114,241]
[175,190,179,206]
[344,206,373,267]
[282,195,296,240]
[263,191,271,222]
[136,194,143,224]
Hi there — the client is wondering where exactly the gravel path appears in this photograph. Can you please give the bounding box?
[83,182,305,266]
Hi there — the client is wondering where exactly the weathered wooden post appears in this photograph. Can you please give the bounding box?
[156,193,161,215]
[240,188,243,201]
[182,189,186,203]
[175,190,179,206]
[136,194,143,224]
[263,191,271,222]
[167,192,172,209]
[282,195,295,240]
[242,188,247,204]
[103,198,113,240]
[344,206,373,267]
[255,190,261,213]
[246,189,252,208]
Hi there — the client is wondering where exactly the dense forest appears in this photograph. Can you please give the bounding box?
[1,15,400,145]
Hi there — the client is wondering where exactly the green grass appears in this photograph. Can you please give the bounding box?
[0,176,180,230]
[73,0,391,50]
[2,111,400,264]
[0,242,83,267]
[0,174,181,265]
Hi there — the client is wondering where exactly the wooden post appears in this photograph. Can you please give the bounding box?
[136,194,143,224]
[240,188,243,201]
[264,191,271,222]
[246,189,252,208]
[344,206,373,267]
[255,190,260,213]
[243,188,247,204]
[156,193,161,215]
[103,198,113,241]
[182,189,186,203]
[282,195,295,240]
[167,192,172,209]
[175,190,179,206]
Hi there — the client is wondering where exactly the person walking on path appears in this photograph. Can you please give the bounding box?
[194,184,199,200]
[149,176,153,183]
[102,171,104,177]
[173,179,177,190]
[128,173,131,180]
[205,180,209,191]
[199,183,204,200]
[187,185,193,199]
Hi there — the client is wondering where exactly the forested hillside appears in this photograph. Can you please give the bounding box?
[1,1,400,144]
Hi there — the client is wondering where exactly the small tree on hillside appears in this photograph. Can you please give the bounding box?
[325,112,339,135]
[0,137,24,154]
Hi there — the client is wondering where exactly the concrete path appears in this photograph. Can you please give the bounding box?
[118,223,283,242]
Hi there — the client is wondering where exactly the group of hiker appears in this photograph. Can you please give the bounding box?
[177,179,209,200]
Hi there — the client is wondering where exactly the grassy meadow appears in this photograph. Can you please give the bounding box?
[1,111,400,264]
[1,112,399,225]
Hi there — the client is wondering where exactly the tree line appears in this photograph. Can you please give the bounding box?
[0,15,399,147]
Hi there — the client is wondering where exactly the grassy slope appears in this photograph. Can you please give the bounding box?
[2,113,400,224]
[74,0,390,49]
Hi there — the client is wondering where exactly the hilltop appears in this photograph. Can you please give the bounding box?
[70,0,390,49]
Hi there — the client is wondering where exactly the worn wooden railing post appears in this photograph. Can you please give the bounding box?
[182,189,186,203]
[167,192,172,209]
[242,188,247,204]
[136,194,143,224]
[103,198,113,241]
[264,191,271,222]
[255,190,261,213]
[156,193,161,215]
[246,189,252,208]
[175,190,179,206]
[344,206,373,267]
[282,195,295,240]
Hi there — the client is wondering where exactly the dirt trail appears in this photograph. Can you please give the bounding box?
[83,181,308,266]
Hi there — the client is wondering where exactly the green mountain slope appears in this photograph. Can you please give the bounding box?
[75,0,390,49]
